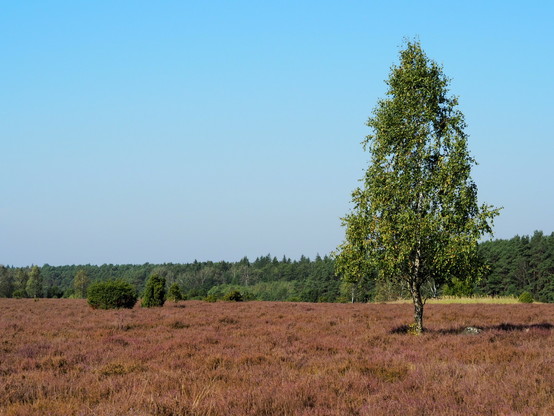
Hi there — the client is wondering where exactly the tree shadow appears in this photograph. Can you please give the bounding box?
[390,322,554,335]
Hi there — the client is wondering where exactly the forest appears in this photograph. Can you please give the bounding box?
[0,231,553,303]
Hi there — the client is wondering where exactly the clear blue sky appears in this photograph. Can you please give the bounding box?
[1,1,553,266]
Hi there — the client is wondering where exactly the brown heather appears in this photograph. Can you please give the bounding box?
[0,299,553,415]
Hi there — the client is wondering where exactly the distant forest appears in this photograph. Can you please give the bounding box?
[1,231,553,303]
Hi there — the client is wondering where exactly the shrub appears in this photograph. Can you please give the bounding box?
[87,280,137,309]
[142,274,166,308]
[12,289,27,299]
[204,294,218,303]
[207,284,255,301]
[167,283,183,302]
[518,291,534,303]
[223,290,244,302]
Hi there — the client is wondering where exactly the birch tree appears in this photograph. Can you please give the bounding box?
[336,41,500,333]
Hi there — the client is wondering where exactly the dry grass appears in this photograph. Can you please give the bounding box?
[1,299,553,415]
[387,296,522,305]
[427,296,522,304]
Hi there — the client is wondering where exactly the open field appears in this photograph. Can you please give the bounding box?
[1,299,553,415]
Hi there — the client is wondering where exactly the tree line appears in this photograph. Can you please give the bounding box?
[0,255,341,302]
[0,231,552,303]
[475,231,554,302]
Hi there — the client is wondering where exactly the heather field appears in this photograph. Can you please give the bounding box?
[1,299,553,416]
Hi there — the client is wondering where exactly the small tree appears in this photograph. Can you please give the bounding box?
[167,283,183,302]
[336,40,500,333]
[73,269,90,298]
[142,274,166,307]
[87,280,137,309]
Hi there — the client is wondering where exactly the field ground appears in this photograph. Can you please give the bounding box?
[1,299,553,415]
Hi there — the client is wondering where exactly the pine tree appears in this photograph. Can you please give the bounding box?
[0,266,14,298]
[142,274,166,307]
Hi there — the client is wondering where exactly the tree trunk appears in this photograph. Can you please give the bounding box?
[410,279,424,334]
[410,247,424,333]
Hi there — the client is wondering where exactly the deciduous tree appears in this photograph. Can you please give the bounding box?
[336,40,500,333]
[13,269,29,297]
[73,269,90,298]
[26,266,43,298]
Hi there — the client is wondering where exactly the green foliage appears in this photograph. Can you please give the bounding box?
[26,266,43,298]
[248,281,297,301]
[141,274,166,308]
[5,232,552,303]
[442,277,476,297]
[518,291,534,303]
[478,231,554,302]
[204,294,218,302]
[295,255,341,302]
[222,290,244,302]
[73,269,90,298]
[372,279,409,302]
[12,289,27,299]
[14,269,29,295]
[63,287,75,298]
[4,255,343,302]
[336,40,500,332]
[87,280,137,309]
[46,286,64,298]
[207,284,253,301]
[0,265,14,298]
[338,273,376,303]
[167,283,183,302]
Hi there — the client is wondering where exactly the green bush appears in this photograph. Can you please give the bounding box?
[167,283,183,302]
[223,290,244,302]
[12,289,27,299]
[204,294,218,303]
[207,284,255,301]
[142,274,166,308]
[518,291,534,303]
[87,280,137,309]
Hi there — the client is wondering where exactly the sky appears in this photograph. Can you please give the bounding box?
[1,1,553,267]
